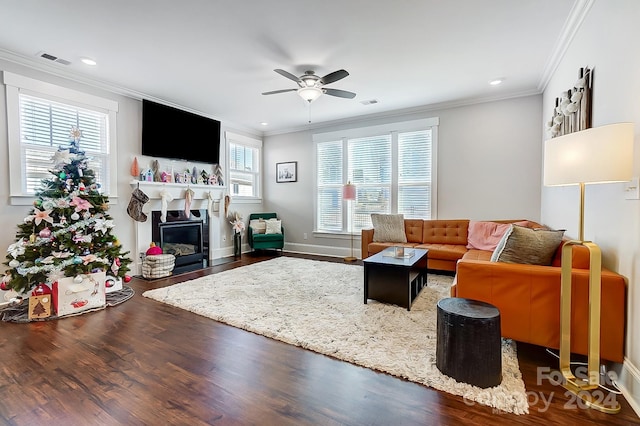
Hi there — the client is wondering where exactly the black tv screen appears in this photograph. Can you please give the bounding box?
[142,99,221,164]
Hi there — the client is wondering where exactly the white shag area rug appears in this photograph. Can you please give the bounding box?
[143,257,528,414]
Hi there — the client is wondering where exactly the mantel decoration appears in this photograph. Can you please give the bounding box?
[276,161,297,183]
[546,67,593,138]
[2,127,132,318]
[229,211,245,258]
[133,157,223,186]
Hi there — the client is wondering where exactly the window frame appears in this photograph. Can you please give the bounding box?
[225,131,262,202]
[313,118,439,235]
[4,72,119,205]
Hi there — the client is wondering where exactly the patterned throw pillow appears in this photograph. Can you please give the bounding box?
[249,219,267,234]
[371,214,407,243]
[265,219,282,235]
[491,225,564,265]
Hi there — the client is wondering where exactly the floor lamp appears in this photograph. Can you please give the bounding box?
[343,182,357,262]
[544,122,634,414]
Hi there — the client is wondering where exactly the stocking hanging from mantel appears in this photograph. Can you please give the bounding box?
[184,188,195,219]
[127,187,149,222]
[159,189,173,223]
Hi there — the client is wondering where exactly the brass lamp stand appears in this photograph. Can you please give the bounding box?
[558,184,615,413]
[544,123,634,414]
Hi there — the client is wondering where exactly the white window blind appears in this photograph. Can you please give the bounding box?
[398,130,432,219]
[316,140,343,232]
[19,94,109,194]
[348,135,392,230]
[314,118,438,234]
[226,132,262,199]
[4,72,119,203]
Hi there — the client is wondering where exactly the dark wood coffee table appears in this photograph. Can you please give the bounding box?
[363,248,428,311]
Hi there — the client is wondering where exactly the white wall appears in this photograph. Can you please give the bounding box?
[0,59,261,272]
[264,94,543,258]
[541,0,640,413]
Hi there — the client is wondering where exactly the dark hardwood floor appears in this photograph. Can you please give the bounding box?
[0,252,638,425]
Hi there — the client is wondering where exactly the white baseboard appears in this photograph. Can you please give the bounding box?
[284,242,361,259]
[617,358,640,417]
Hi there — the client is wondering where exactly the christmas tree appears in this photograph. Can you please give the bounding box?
[2,127,131,294]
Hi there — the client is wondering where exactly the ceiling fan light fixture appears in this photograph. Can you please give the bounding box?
[298,87,323,103]
[301,76,318,87]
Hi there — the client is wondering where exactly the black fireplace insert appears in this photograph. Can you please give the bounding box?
[151,210,209,274]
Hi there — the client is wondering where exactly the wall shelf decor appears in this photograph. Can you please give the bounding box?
[546,67,593,138]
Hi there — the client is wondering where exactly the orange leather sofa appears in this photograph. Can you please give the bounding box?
[361,219,626,363]
[361,219,474,272]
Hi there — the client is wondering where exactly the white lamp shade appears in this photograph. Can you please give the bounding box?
[343,183,356,200]
[544,123,634,186]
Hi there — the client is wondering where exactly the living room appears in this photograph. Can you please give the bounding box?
[1,0,639,423]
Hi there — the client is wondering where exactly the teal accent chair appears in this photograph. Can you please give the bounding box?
[248,213,284,252]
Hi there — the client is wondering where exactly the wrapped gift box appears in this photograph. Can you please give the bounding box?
[105,275,123,293]
[53,271,106,317]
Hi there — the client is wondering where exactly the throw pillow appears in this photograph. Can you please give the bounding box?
[371,214,407,243]
[466,220,530,251]
[491,225,564,266]
[265,219,282,235]
[249,219,267,234]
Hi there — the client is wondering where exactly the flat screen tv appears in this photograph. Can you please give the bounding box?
[142,99,221,164]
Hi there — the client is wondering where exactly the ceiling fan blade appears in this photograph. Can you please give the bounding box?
[321,69,349,85]
[274,69,300,82]
[323,88,356,99]
[262,88,297,95]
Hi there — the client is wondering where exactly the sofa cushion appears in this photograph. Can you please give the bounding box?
[371,214,407,243]
[252,233,284,242]
[466,220,530,251]
[415,243,468,262]
[491,225,564,265]
[405,219,424,243]
[462,249,493,261]
[422,220,469,245]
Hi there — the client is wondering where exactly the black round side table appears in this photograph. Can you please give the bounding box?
[436,297,502,388]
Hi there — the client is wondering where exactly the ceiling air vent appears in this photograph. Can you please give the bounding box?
[360,99,379,105]
[37,51,71,65]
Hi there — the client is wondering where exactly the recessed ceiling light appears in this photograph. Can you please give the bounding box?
[489,79,504,86]
[81,58,97,66]
[260,122,269,126]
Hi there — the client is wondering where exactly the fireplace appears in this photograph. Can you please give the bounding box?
[152,210,209,275]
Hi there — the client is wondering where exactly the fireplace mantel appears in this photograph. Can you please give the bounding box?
[130,181,226,275]
[130,180,226,201]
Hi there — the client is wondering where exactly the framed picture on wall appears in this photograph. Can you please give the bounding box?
[276,161,297,183]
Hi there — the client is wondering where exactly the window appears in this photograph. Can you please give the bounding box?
[4,72,118,204]
[226,132,262,199]
[19,94,109,194]
[314,118,438,234]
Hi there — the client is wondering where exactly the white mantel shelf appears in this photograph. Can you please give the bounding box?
[130,180,226,200]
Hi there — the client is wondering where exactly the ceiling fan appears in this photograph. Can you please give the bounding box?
[262,69,356,103]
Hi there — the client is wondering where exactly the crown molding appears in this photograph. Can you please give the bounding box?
[537,0,595,92]
[0,48,260,137]
[262,89,541,137]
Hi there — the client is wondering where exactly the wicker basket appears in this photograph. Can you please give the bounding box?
[142,254,176,279]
